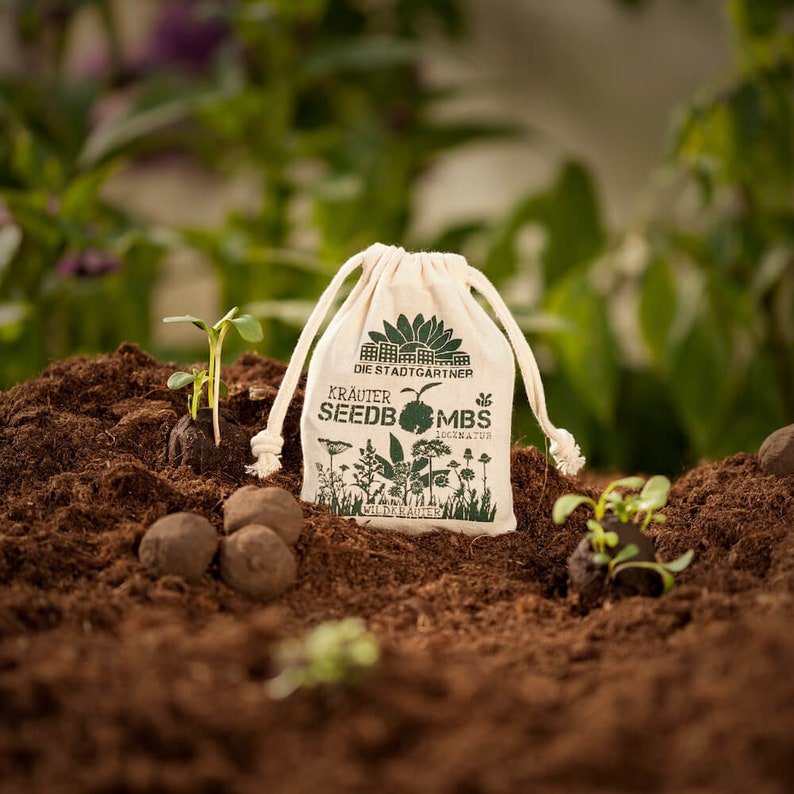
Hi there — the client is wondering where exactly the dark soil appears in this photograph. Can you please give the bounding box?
[0,343,792,794]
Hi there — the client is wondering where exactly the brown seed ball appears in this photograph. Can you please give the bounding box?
[139,512,218,583]
[220,525,297,600]
[224,485,303,546]
[759,424,794,476]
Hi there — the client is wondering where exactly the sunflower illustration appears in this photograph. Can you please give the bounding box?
[368,313,466,363]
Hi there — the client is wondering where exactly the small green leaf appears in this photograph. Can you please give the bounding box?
[610,476,645,490]
[586,519,603,534]
[231,313,264,342]
[604,531,619,547]
[218,380,229,398]
[552,494,595,524]
[662,549,694,573]
[612,504,631,523]
[167,371,197,390]
[612,543,640,565]
[592,552,611,567]
[163,314,212,334]
[60,162,117,222]
[639,475,671,510]
[612,561,675,593]
[214,306,239,329]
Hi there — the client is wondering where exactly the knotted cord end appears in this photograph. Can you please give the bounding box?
[246,430,284,479]
[549,429,586,477]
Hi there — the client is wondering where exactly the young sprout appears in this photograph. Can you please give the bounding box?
[265,618,380,700]
[553,475,693,593]
[595,544,695,594]
[163,307,263,445]
[553,475,670,538]
[167,368,209,421]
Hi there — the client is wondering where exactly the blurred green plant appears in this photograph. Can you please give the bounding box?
[0,0,165,386]
[443,0,794,473]
[637,0,794,465]
[0,0,510,385]
[265,617,380,699]
[174,0,509,360]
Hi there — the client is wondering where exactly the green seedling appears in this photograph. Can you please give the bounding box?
[553,475,670,552]
[594,544,695,595]
[265,618,380,700]
[166,368,209,422]
[163,307,263,445]
[553,475,693,593]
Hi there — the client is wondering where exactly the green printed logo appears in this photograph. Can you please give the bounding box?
[311,312,493,521]
[398,382,440,435]
[360,313,470,367]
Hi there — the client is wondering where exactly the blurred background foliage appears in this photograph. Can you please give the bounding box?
[0,0,792,475]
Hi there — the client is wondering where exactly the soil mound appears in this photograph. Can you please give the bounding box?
[0,344,792,793]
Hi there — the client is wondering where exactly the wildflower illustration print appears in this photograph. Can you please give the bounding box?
[313,434,496,522]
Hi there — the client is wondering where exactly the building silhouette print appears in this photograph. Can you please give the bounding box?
[360,343,378,362]
[359,313,471,367]
[417,348,434,364]
[379,342,398,362]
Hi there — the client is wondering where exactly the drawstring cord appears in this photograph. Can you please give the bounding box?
[249,247,584,479]
[247,250,365,478]
[466,266,585,476]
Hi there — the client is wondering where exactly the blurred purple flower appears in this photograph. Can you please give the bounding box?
[137,1,229,74]
[56,249,122,278]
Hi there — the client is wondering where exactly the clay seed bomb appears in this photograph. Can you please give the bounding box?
[138,512,218,583]
[220,525,297,600]
[223,485,303,546]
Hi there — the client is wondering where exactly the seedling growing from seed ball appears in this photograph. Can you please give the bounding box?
[166,368,209,422]
[163,307,263,445]
[553,475,693,594]
[266,618,380,700]
[598,543,694,594]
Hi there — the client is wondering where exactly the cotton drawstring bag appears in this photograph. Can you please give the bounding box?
[249,243,584,536]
